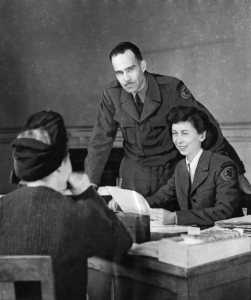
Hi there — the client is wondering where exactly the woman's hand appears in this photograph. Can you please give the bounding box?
[149,208,176,225]
[62,172,91,196]
[108,198,118,212]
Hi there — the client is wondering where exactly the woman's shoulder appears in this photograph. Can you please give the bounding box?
[5,186,68,203]
[206,151,239,180]
[209,150,235,164]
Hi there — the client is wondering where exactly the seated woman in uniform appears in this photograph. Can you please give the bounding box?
[146,105,243,226]
[0,110,132,300]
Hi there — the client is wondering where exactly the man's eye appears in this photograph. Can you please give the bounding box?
[128,67,134,72]
[116,72,122,75]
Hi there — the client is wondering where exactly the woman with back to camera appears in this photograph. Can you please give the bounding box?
[0,110,132,300]
[146,105,243,226]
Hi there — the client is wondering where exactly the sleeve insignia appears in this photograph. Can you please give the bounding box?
[220,164,238,181]
[179,84,191,99]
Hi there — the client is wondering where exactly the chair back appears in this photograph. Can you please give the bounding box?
[0,255,55,300]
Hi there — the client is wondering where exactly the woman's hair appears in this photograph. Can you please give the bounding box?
[11,110,68,183]
[166,105,218,150]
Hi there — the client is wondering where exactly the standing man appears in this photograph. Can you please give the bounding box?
[85,41,251,197]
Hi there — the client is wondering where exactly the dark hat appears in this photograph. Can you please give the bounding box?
[11,110,68,182]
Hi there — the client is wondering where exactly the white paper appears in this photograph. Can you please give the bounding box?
[150,221,191,233]
[128,241,159,258]
[215,215,251,224]
[98,186,150,215]
[107,186,150,215]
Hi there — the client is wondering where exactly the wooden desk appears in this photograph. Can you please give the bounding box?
[88,252,251,300]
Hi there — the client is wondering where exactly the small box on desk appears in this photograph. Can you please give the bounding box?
[158,236,251,268]
[116,212,150,244]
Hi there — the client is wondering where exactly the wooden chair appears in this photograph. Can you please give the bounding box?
[0,256,55,300]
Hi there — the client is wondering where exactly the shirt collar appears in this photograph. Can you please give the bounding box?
[186,148,203,183]
[132,74,148,103]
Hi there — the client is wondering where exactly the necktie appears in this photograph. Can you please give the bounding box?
[187,162,192,208]
[135,94,143,116]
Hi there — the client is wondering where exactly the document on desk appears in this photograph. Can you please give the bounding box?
[98,186,150,215]
[150,222,191,233]
[98,186,192,233]
[215,215,251,235]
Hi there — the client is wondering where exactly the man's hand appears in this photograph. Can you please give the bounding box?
[62,172,91,196]
[149,208,175,225]
[239,175,251,194]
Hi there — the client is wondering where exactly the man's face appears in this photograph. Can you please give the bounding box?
[111,49,146,93]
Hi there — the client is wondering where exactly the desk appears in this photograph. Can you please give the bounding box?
[88,252,251,300]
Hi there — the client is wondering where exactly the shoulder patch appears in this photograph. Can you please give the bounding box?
[177,83,192,99]
[220,162,238,181]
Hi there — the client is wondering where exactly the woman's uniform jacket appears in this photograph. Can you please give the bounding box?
[146,150,243,226]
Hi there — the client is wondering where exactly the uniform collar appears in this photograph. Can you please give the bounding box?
[132,75,148,103]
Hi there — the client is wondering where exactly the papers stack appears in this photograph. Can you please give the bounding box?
[215,215,251,235]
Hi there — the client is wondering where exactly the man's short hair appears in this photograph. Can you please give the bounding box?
[109,42,143,62]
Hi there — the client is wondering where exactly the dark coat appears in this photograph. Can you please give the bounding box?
[85,72,245,186]
[0,185,132,300]
[146,151,242,226]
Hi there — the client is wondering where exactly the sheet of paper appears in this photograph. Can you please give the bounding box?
[98,186,110,196]
[150,221,191,233]
[128,241,159,258]
[99,186,150,215]
[215,215,251,225]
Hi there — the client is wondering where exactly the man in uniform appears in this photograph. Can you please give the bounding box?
[84,41,251,197]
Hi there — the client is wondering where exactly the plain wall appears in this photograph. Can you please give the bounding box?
[0,0,251,193]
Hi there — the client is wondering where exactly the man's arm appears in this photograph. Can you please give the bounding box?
[174,81,245,173]
[84,87,118,186]
[175,81,251,192]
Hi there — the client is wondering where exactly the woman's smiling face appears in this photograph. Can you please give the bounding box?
[172,121,206,162]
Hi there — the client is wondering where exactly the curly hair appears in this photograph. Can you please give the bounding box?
[166,105,218,150]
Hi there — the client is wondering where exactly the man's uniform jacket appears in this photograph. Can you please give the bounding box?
[146,150,242,226]
[85,72,245,189]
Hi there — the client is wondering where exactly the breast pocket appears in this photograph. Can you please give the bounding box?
[119,113,137,144]
[149,115,166,128]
